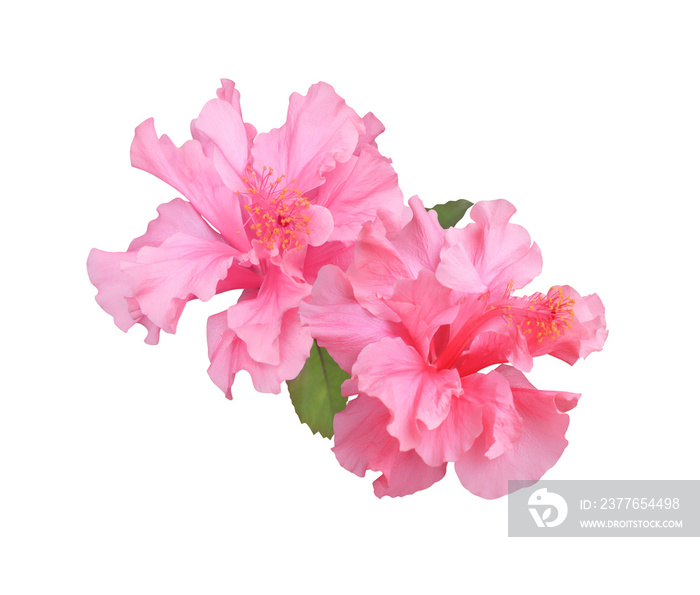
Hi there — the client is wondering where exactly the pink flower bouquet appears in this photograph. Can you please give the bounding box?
[88,80,606,499]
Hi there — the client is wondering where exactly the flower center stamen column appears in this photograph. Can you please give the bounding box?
[240,166,312,251]
[434,286,575,371]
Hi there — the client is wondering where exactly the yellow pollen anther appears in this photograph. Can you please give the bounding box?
[238,166,313,253]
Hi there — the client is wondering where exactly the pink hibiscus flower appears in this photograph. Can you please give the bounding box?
[299,197,607,498]
[87,80,403,396]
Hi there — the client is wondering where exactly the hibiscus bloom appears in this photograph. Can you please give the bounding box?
[87,80,403,396]
[299,197,607,498]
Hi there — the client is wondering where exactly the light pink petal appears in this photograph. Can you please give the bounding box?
[392,196,446,276]
[251,82,363,192]
[500,316,536,373]
[215,260,263,294]
[130,118,249,251]
[435,239,489,295]
[214,79,257,150]
[373,450,447,498]
[345,221,412,321]
[332,395,398,477]
[215,79,239,104]
[298,265,402,372]
[302,241,355,283]
[494,365,580,412]
[227,265,311,366]
[413,391,483,468]
[528,286,608,364]
[355,112,385,152]
[313,145,403,243]
[190,97,250,189]
[128,198,223,251]
[377,203,411,238]
[572,291,608,358]
[306,204,334,246]
[276,243,307,280]
[123,232,250,333]
[441,199,542,295]
[465,369,523,460]
[213,79,256,145]
[207,306,312,397]
[87,249,161,345]
[87,198,241,344]
[353,337,463,450]
[194,80,256,186]
[301,174,410,284]
[384,269,459,361]
[414,371,516,467]
[332,395,446,498]
[468,200,542,291]
[454,365,579,499]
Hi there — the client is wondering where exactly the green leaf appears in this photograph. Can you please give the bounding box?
[287,341,350,439]
[427,198,474,229]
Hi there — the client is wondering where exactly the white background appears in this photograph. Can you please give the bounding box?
[2,1,698,592]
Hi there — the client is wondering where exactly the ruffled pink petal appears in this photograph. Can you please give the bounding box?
[528,286,608,364]
[414,370,518,467]
[87,249,161,345]
[332,395,447,498]
[391,196,445,276]
[214,79,257,150]
[345,221,412,321]
[302,241,355,283]
[435,239,488,295]
[276,244,307,280]
[130,118,249,251]
[332,394,397,477]
[383,269,459,361]
[87,198,249,344]
[298,265,402,372]
[439,200,542,295]
[128,198,223,250]
[378,203,411,237]
[227,265,311,366]
[123,232,255,334]
[573,291,608,358]
[312,145,403,243]
[190,97,250,189]
[251,82,363,193]
[207,306,312,397]
[192,81,256,187]
[353,337,463,451]
[467,369,523,460]
[209,79,256,146]
[373,449,447,498]
[454,365,579,499]
[215,79,238,102]
[355,112,385,152]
